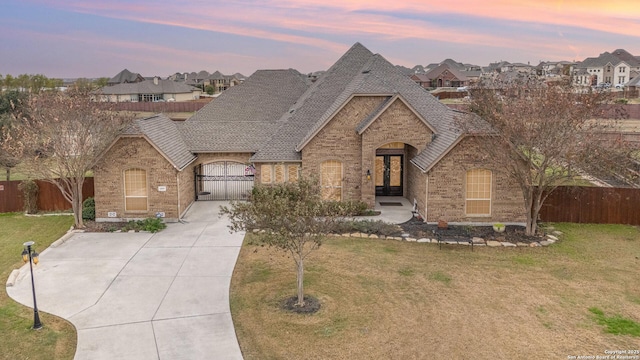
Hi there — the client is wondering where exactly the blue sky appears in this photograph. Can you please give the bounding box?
[1,0,639,78]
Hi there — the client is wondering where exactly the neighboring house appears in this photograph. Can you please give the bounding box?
[93,43,525,225]
[419,64,469,88]
[96,77,202,102]
[410,74,431,89]
[574,49,640,86]
[169,71,245,93]
[107,69,145,86]
[207,71,242,93]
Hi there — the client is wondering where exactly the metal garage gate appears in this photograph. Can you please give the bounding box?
[195,161,255,200]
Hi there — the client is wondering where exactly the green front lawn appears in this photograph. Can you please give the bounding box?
[231,223,640,359]
[0,213,76,360]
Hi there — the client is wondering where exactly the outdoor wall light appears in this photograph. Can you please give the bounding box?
[366,169,371,180]
[22,241,42,330]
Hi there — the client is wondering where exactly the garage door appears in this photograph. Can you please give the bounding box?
[196,161,255,200]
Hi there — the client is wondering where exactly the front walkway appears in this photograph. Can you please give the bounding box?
[7,201,243,360]
[367,196,415,224]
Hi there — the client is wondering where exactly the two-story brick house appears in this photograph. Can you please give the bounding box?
[94,43,525,225]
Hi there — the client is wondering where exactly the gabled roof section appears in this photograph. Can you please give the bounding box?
[410,110,491,173]
[249,43,375,162]
[122,114,196,170]
[108,69,144,85]
[612,49,640,66]
[251,42,460,163]
[580,52,623,68]
[355,94,437,135]
[180,69,309,153]
[423,63,468,81]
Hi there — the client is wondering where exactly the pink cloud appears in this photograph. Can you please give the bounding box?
[18,0,640,66]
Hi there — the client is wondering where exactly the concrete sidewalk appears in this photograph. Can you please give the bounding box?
[7,201,244,360]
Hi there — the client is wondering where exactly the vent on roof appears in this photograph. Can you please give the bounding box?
[289,109,295,114]
[362,70,370,74]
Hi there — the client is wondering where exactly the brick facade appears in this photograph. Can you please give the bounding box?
[302,96,385,202]
[425,137,525,223]
[301,95,434,207]
[96,103,525,226]
[360,99,432,206]
[95,137,182,222]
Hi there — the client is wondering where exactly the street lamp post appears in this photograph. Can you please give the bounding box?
[21,241,42,330]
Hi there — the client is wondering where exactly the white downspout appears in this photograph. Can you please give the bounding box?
[424,174,429,223]
[177,172,181,221]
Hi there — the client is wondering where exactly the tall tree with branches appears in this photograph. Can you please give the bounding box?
[463,79,634,235]
[4,89,134,228]
[0,90,27,180]
[221,177,353,308]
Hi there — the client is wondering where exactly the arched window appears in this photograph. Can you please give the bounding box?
[321,160,343,201]
[124,168,148,211]
[466,169,491,216]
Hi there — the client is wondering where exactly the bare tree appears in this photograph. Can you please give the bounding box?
[0,90,27,180]
[463,79,633,235]
[221,177,352,308]
[4,89,134,228]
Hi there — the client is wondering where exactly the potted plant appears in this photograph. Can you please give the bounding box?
[493,223,506,233]
[438,219,448,229]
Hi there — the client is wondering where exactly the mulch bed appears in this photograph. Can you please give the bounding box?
[81,220,137,232]
[281,295,321,314]
[399,217,544,244]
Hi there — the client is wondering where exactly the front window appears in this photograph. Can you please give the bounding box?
[321,160,343,201]
[124,168,148,211]
[466,169,492,216]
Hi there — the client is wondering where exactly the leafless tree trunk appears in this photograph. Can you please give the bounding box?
[3,89,134,228]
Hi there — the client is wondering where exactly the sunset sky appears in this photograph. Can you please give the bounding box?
[2,0,639,78]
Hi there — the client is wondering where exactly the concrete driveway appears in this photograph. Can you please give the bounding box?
[7,201,244,360]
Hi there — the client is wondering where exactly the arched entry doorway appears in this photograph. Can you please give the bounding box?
[375,142,404,196]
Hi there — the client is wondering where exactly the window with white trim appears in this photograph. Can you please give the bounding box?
[465,169,492,216]
[124,168,148,211]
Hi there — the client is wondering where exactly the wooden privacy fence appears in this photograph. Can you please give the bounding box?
[539,186,640,225]
[0,178,94,213]
[112,101,210,113]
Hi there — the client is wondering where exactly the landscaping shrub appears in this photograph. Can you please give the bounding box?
[138,217,167,233]
[18,180,39,214]
[82,197,95,220]
[323,200,370,216]
[119,218,167,233]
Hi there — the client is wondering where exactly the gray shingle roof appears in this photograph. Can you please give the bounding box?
[99,79,200,95]
[172,42,467,173]
[180,69,309,153]
[423,63,468,81]
[108,69,143,85]
[579,52,624,68]
[249,43,375,162]
[124,114,196,170]
[250,42,465,172]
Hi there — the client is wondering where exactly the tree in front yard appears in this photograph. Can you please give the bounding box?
[464,79,634,235]
[221,177,356,309]
[0,90,27,180]
[3,89,134,228]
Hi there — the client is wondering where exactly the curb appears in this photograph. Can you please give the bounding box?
[5,269,20,287]
[50,228,81,248]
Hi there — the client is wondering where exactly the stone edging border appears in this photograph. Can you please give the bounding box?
[251,228,563,248]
